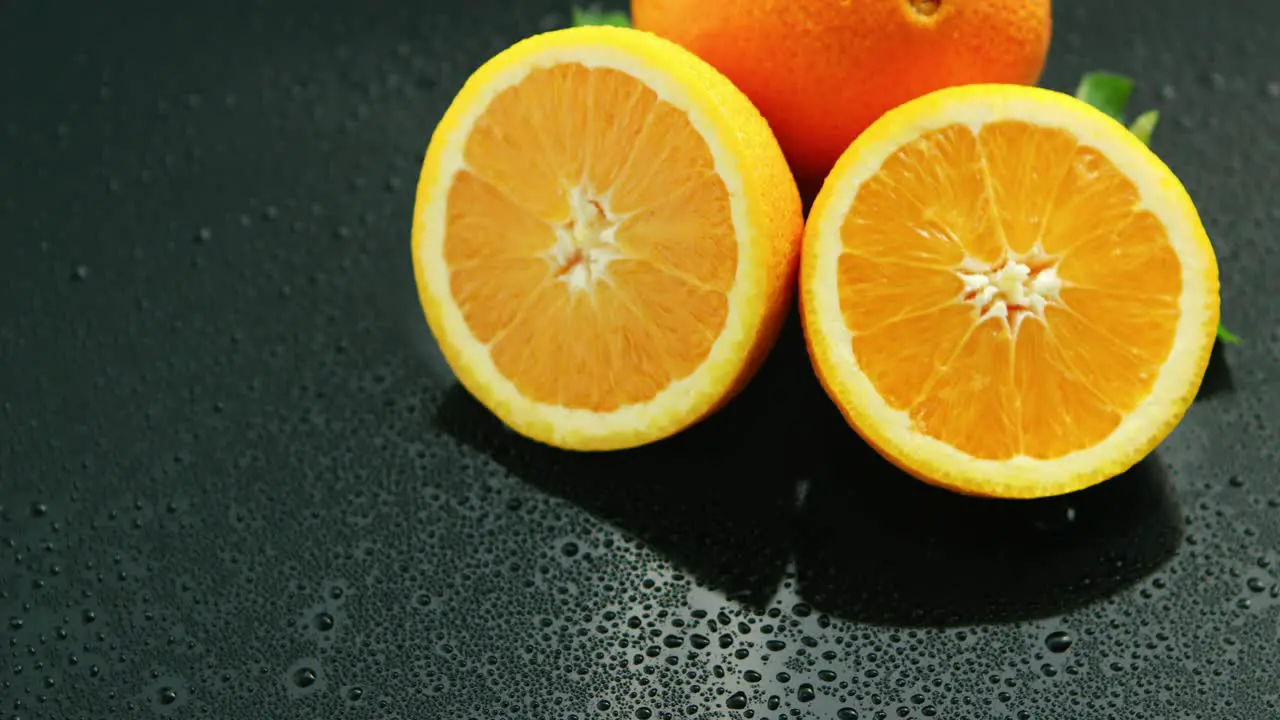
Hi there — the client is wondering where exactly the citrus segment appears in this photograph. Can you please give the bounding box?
[835,254,964,333]
[1038,146,1142,256]
[846,124,1004,263]
[614,178,738,292]
[1057,211,1181,296]
[848,304,977,412]
[443,172,558,268]
[580,70,660,196]
[1011,318,1122,459]
[461,89,570,221]
[976,122,1077,255]
[449,256,552,343]
[908,319,1021,460]
[802,84,1219,498]
[1045,307,1164,412]
[413,27,802,450]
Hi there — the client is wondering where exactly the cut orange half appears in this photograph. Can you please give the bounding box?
[412,27,802,451]
[801,84,1220,498]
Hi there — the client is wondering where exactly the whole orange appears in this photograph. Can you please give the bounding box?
[631,0,1052,186]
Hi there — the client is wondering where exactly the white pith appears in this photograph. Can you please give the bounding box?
[957,250,1062,331]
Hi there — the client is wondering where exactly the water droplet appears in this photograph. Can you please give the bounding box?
[767,695,781,711]
[31,502,47,517]
[81,610,96,624]
[726,692,748,710]
[313,612,334,632]
[791,603,811,617]
[194,227,212,243]
[897,707,911,718]
[158,687,177,705]
[1041,663,1058,677]
[1246,577,1266,592]
[1045,630,1073,652]
[292,667,317,688]
[597,699,612,711]
[8,618,22,630]
[635,707,653,719]
[743,670,762,683]
[819,670,837,682]
[1228,475,1245,488]
[663,635,684,649]
[837,709,859,720]
[765,639,786,652]
[560,541,579,557]
[347,686,363,702]
[329,586,344,600]
[690,634,710,650]
[1017,711,1032,720]
[71,265,89,281]
[797,683,816,702]
[775,671,790,683]
[922,707,938,717]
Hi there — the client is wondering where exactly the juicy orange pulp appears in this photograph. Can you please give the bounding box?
[445,64,738,413]
[840,121,1181,461]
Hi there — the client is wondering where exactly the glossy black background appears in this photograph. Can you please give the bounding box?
[2,1,1278,718]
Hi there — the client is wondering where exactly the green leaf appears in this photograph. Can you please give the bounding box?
[1217,323,1243,345]
[571,5,631,27]
[1128,109,1159,146]
[1075,71,1135,122]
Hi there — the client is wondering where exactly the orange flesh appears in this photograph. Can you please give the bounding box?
[839,121,1182,460]
[442,64,736,412]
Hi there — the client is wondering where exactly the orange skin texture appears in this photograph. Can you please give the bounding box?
[631,0,1052,186]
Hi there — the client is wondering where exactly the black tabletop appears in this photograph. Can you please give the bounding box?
[2,1,1278,718]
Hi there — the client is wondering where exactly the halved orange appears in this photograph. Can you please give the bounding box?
[801,84,1220,498]
[412,27,802,450]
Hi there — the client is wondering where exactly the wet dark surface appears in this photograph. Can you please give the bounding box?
[2,1,1279,718]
